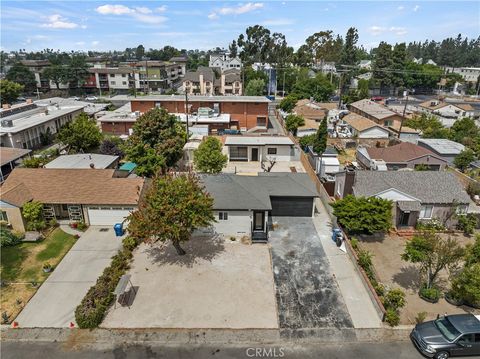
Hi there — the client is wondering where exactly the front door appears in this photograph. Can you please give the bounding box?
[251,148,259,161]
[253,211,264,231]
[399,211,410,226]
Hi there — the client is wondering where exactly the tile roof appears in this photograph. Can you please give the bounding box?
[0,147,31,166]
[366,142,444,163]
[201,173,318,210]
[353,171,470,204]
[349,99,400,120]
[343,113,382,132]
[1,168,145,205]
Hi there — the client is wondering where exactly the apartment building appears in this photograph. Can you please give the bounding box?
[89,66,139,94]
[209,53,242,71]
[182,67,242,95]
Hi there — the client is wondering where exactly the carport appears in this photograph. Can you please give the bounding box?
[270,196,314,217]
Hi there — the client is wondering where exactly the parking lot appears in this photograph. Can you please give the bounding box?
[102,235,278,329]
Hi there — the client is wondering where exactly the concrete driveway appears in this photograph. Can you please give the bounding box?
[269,217,353,329]
[102,235,278,329]
[15,227,122,328]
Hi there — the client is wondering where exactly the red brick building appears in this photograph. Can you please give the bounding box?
[130,95,270,130]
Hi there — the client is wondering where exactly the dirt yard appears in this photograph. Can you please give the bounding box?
[358,232,479,325]
[102,234,278,329]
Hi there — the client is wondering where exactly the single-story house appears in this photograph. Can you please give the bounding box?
[342,113,390,139]
[336,171,471,228]
[0,147,31,183]
[388,124,420,143]
[224,136,296,162]
[348,99,405,128]
[418,100,475,119]
[0,168,146,231]
[356,142,448,171]
[417,139,465,164]
[200,173,318,242]
[44,154,119,169]
[307,146,340,177]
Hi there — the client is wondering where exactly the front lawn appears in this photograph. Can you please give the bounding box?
[0,228,77,323]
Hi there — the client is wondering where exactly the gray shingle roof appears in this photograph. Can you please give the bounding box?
[353,171,470,204]
[201,173,318,210]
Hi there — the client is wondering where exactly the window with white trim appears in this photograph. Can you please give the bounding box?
[218,212,228,220]
[267,148,277,155]
[419,205,433,219]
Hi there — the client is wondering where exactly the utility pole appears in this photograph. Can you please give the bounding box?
[282,69,286,97]
[398,89,410,138]
[337,72,343,110]
[185,91,189,138]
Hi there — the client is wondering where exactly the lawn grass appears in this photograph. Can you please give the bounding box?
[0,228,77,322]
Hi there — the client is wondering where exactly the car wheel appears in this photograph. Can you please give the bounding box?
[434,352,449,359]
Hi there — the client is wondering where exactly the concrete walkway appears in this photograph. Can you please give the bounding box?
[312,199,383,328]
[15,227,122,328]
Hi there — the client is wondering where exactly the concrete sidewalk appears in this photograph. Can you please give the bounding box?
[312,199,383,328]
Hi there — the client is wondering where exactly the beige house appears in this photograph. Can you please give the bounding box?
[182,67,242,95]
[0,168,146,232]
[349,99,404,127]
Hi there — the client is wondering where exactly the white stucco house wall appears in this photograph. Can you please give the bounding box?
[224,136,297,163]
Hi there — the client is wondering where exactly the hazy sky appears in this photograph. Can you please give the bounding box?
[1,1,479,52]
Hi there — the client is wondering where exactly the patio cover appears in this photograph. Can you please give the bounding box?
[397,200,421,212]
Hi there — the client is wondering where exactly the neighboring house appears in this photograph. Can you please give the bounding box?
[129,95,270,132]
[182,67,242,95]
[387,123,420,143]
[20,59,52,90]
[335,171,471,228]
[0,168,146,231]
[89,66,139,94]
[209,53,242,71]
[0,100,83,149]
[342,113,390,139]
[418,100,475,119]
[293,100,336,137]
[0,147,31,183]
[200,173,317,241]
[349,99,404,127]
[224,136,296,162]
[97,103,136,136]
[356,142,448,171]
[445,67,480,82]
[133,60,186,92]
[307,146,340,177]
[417,139,465,164]
[44,154,119,169]
[358,60,372,70]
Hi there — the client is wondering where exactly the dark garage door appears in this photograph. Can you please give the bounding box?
[270,196,313,217]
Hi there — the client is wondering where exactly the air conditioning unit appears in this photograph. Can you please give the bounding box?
[1,119,13,127]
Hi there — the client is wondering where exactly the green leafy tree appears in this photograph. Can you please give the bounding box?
[22,201,46,231]
[465,234,480,267]
[456,213,478,235]
[57,113,102,153]
[42,65,69,89]
[135,44,145,60]
[449,117,480,153]
[193,137,228,174]
[291,73,335,102]
[127,173,215,255]
[245,78,265,96]
[454,149,476,172]
[312,117,328,154]
[6,63,37,91]
[0,79,24,105]
[299,134,315,149]
[99,137,124,157]
[372,42,393,90]
[279,94,300,113]
[340,27,359,66]
[391,43,407,88]
[402,231,464,289]
[404,113,450,138]
[451,263,480,307]
[331,195,393,234]
[285,114,305,136]
[124,107,186,177]
[357,79,370,99]
[66,55,89,88]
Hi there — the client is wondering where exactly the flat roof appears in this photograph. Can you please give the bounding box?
[0,106,84,134]
[225,136,294,146]
[124,94,271,103]
[35,97,109,115]
[417,139,465,154]
[176,113,231,124]
[44,154,118,169]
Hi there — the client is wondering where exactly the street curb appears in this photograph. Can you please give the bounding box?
[1,327,413,345]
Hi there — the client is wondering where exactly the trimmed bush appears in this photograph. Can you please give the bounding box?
[122,236,138,251]
[0,225,21,247]
[419,285,440,303]
[76,221,88,231]
[385,308,400,327]
[457,214,478,235]
[383,288,406,310]
[451,263,480,308]
[357,249,375,280]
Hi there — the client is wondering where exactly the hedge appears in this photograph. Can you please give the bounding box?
[74,238,136,328]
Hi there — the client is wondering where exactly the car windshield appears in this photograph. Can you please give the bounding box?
[434,317,461,342]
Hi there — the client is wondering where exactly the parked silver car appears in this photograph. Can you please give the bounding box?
[411,314,480,359]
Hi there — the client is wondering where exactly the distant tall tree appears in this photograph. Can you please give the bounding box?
[312,117,328,154]
[43,65,69,89]
[127,173,215,255]
[340,27,359,65]
[6,63,36,91]
[135,45,145,60]
[391,43,407,88]
[373,42,393,90]
[245,78,265,96]
[237,25,272,64]
[228,40,238,58]
[0,79,24,105]
[193,137,228,173]
[291,73,335,102]
[66,55,89,88]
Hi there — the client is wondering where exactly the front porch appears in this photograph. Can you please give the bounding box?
[42,204,85,223]
[395,201,420,229]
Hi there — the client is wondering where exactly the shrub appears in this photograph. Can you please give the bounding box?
[0,225,21,247]
[385,308,400,327]
[383,288,406,310]
[451,263,480,308]
[467,182,480,198]
[416,218,445,231]
[373,281,385,297]
[48,219,59,228]
[122,236,137,251]
[76,221,88,231]
[350,237,359,250]
[419,285,440,302]
[22,201,46,231]
[415,311,427,324]
[456,214,478,235]
[357,249,375,280]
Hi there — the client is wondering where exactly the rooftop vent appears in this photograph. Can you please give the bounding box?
[1,119,14,127]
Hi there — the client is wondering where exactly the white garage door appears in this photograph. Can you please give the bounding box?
[87,206,134,226]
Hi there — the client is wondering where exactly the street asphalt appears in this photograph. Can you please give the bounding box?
[1,341,424,359]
